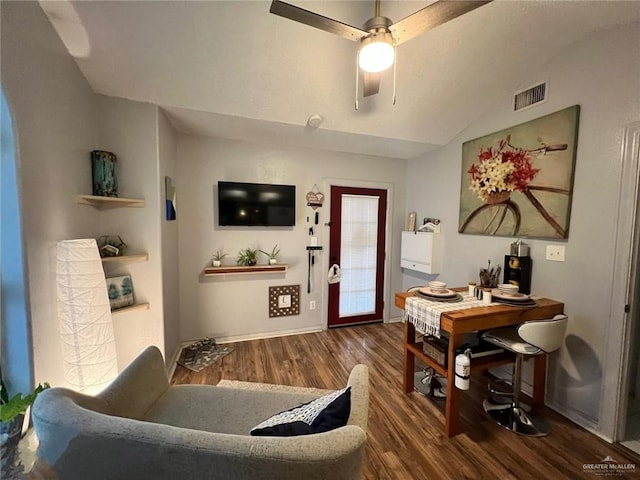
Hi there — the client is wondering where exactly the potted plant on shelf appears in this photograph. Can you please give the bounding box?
[211,249,228,267]
[237,248,258,266]
[260,245,281,265]
[1,371,49,475]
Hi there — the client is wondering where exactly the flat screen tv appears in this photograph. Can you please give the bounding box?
[218,181,296,227]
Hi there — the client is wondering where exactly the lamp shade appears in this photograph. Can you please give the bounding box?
[359,33,394,73]
[56,239,117,394]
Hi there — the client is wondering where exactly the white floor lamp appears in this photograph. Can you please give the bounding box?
[56,238,117,394]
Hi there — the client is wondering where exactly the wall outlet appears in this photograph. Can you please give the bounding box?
[546,244,566,262]
[309,300,316,310]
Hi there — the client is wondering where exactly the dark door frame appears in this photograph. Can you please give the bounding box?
[321,178,394,329]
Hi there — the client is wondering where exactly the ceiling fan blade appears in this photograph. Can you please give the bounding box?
[362,71,381,97]
[389,0,492,46]
[270,0,367,42]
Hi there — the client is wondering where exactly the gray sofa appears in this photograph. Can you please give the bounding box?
[31,346,369,480]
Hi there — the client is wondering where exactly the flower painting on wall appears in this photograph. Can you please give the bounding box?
[458,105,580,239]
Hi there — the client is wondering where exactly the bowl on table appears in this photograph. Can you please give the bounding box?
[497,283,519,296]
[428,280,447,293]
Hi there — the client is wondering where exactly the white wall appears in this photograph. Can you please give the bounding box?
[1,2,168,385]
[158,110,181,360]
[1,1,100,388]
[176,135,407,342]
[404,22,640,434]
[96,96,165,370]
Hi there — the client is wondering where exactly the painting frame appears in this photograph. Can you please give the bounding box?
[268,285,300,318]
[106,275,134,310]
[458,105,580,240]
[165,176,176,221]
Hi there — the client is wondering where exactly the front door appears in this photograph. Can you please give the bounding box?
[328,186,387,327]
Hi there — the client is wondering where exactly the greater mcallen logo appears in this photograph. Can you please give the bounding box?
[583,456,636,476]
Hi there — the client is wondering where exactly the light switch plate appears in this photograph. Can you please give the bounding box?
[546,245,566,262]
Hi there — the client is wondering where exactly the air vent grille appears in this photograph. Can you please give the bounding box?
[514,82,547,111]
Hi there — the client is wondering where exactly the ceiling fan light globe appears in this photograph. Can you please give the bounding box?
[358,40,394,73]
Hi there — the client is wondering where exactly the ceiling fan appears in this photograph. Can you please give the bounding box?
[270,0,492,104]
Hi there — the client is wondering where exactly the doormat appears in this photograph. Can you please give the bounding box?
[177,338,233,372]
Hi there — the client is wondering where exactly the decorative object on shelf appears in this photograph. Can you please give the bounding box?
[418,217,441,233]
[268,285,300,317]
[97,235,127,257]
[306,184,324,209]
[211,249,228,267]
[106,275,135,310]
[165,176,176,221]
[260,245,280,265]
[56,239,117,394]
[0,374,48,477]
[177,337,233,372]
[236,248,258,266]
[91,150,118,197]
[405,211,416,232]
[459,105,579,239]
[479,259,501,288]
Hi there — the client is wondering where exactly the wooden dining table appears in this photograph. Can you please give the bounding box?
[395,288,564,437]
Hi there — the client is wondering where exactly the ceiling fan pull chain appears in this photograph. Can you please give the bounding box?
[392,42,398,105]
[355,51,360,111]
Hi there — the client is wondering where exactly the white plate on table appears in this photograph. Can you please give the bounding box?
[417,287,457,298]
[491,290,530,302]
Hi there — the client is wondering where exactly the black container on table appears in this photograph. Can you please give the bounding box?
[503,255,532,295]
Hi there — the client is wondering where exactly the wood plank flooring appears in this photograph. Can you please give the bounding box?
[171,322,639,479]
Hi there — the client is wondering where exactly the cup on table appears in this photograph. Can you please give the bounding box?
[482,289,492,304]
[468,282,477,296]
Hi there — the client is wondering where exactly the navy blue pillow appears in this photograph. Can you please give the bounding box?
[250,386,351,437]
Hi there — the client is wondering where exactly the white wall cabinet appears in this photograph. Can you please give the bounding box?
[401,231,443,274]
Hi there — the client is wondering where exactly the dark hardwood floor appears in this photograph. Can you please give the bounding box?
[171,322,639,479]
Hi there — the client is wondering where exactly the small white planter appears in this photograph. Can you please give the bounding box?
[269,258,277,265]
[212,260,222,267]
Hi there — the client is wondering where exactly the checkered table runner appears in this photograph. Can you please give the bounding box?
[403,293,498,338]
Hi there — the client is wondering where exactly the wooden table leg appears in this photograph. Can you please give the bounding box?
[403,322,415,394]
[445,333,463,437]
[531,354,547,410]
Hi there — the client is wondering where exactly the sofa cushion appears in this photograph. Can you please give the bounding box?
[143,384,324,435]
[250,386,351,437]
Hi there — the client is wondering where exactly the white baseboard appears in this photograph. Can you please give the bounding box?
[387,316,403,323]
[172,325,325,360]
[546,399,606,441]
[166,343,184,380]
[214,326,323,344]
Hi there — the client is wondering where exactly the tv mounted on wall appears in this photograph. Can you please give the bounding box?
[217,181,296,227]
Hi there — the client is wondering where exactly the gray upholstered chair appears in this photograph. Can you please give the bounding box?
[31,346,369,479]
[481,314,568,436]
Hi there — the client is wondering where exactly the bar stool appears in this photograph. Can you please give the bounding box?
[481,314,568,436]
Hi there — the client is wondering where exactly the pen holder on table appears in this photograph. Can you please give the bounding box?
[479,265,501,288]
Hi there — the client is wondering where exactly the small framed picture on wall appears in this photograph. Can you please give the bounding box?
[106,275,134,310]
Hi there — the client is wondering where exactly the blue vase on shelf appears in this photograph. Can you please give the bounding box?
[91,150,118,197]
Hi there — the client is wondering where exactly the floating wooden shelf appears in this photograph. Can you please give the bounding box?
[101,253,149,265]
[77,194,145,209]
[203,264,288,276]
[111,303,150,315]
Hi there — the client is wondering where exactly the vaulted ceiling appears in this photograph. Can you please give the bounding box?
[41,1,640,159]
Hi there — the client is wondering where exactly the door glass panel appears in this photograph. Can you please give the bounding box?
[339,194,379,317]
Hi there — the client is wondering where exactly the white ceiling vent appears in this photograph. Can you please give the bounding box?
[514,82,547,111]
